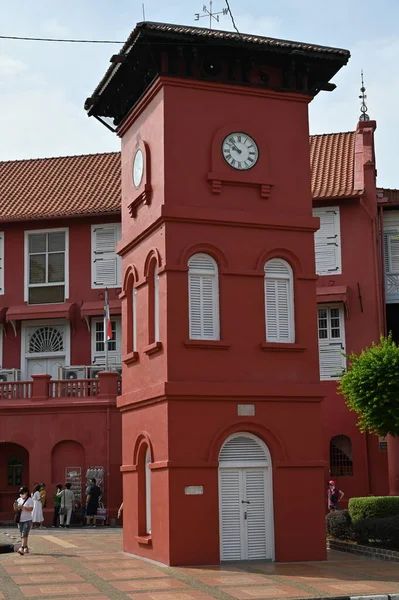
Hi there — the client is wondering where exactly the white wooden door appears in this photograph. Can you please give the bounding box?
[27,357,65,379]
[219,466,269,561]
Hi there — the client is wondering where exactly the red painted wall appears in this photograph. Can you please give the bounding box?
[118,78,328,565]
[317,122,388,501]
[1,215,121,370]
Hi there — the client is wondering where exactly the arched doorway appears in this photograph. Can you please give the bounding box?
[218,433,274,561]
[0,442,29,518]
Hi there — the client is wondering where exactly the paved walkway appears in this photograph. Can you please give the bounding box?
[1,527,399,600]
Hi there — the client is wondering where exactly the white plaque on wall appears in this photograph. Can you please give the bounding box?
[185,486,204,495]
[238,404,255,416]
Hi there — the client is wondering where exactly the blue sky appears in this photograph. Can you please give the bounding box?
[0,0,398,187]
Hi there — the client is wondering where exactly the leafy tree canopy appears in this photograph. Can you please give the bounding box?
[339,335,399,437]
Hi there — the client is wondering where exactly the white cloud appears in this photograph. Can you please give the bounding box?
[0,56,27,77]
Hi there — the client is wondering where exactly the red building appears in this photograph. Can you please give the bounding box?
[0,21,392,563]
[0,153,123,522]
[85,22,352,565]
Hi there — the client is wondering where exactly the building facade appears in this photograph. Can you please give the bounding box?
[86,22,351,565]
[0,153,123,522]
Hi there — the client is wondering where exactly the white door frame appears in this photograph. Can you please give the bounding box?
[21,319,71,379]
[218,432,275,561]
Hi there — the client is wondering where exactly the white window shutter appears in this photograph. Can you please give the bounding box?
[219,468,242,561]
[0,232,4,294]
[384,232,399,301]
[313,208,342,275]
[319,342,345,379]
[145,449,151,534]
[92,225,121,288]
[264,259,294,343]
[188,254,219,340]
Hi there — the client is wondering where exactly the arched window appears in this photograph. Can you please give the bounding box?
[8,458,23,486]
[188,253,219,340]
[148,260,160,344]
[126,273,138,354]
[145,448,151,534]
[264,259,295,343]
[330,435,353,476]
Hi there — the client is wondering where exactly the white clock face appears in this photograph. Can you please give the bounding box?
[133,149,144,188]
[222,132,259,170]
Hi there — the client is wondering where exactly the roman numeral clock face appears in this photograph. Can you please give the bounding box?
[222,132,259,171]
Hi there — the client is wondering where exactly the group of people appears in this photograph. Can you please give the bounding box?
[13,478,102,556]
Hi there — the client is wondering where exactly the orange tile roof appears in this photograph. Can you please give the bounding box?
[310,131,362,200]
[0,132,361,221]
[0,152,120,221]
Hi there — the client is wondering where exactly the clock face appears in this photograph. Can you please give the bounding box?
[132,149,144,188]
[222,132,259,171]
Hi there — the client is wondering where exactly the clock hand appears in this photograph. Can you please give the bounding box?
[229,143,242,154]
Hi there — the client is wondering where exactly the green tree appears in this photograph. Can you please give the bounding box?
[339,335,399,437]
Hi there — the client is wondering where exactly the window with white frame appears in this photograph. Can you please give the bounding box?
[26,230,68,305]
[313,207,342,275]
[133,288,138,352]
[154,268,160,343]
[264,259,295,343]
[318,305,346,380]
[384,231,399,301]
[188,253,220,340]
[0,232,4,295]
[145,448,151,534]
[91,224,122,288]
[91,317,122,365]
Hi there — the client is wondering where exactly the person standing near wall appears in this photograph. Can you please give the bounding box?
[52,484,62,528]
[31,484,44,528]
[328,480,344,512]
[85,478,101,528]
[57,482,75,528]
[14,486,34,555]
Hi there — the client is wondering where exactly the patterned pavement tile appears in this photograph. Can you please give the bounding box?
[11,572,85,584]
[95,567,168,580]
[127,592,217,600]
[196,574,275,586]
[3,563,71,574]
[41,597,110,600]
[19,582,100,597]
[82,558,144,570]
[220,585,312,599]
[307,580,399,594]
[113,578,189,591]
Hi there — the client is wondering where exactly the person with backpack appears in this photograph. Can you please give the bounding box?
[13,486,34,555]
[328,480,344,511]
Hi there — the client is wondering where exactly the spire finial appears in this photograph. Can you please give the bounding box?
[359,70,370,122]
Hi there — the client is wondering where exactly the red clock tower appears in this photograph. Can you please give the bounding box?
[86,22,349,565]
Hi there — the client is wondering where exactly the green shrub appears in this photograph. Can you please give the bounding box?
[326,510,353,540]
[349,497,399,522]
[353,516,399,545]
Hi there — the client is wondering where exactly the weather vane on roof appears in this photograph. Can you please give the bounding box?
[195,1,228,29]
[359,70,370,122]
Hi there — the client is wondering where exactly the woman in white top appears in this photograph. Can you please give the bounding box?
[57,482,75,527]
[14,486,34,554]
[31,483,44,528]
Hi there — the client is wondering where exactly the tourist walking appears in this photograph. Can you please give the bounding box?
[13,486,34,555]
[57,482,75,528]
[85,478,101,528]
[328,480,344,512]
[52,484,62,527]
[32,483,45,528]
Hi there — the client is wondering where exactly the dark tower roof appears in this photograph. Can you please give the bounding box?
[85,21,350,131]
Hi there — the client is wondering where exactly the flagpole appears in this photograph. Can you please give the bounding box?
[104,288,109,372]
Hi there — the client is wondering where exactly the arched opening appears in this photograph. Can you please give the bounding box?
[137,442,152,536]
[0,442,29,517]
[264,258,295,343]
[188,253,220,340]
[218,433,274,561]
[51,441,85,505]
[330,435,353,476]
[147,259,159,344]
[126,273,137,354]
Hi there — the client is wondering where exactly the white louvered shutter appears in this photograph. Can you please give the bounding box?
[245,469,268,560]
[145,449,151,534]
[313,208,342,275]
[384,231,399,301]
[92,224,121,288]
[0,232,4,294]
[318,306,346,380]
[188,254,219,340]
[265,259,294,343]
[219,469,242,561]
[219,436,268,464]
